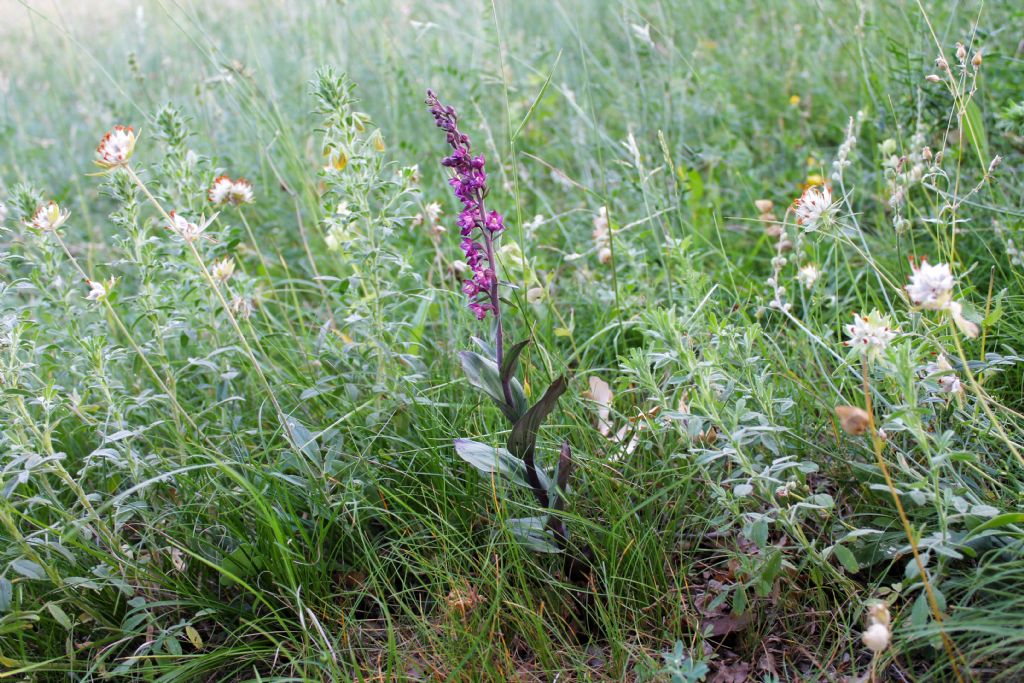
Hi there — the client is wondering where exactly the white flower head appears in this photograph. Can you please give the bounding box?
[862,623,891,653]
[845,310,898,359]
[168,211,214,242]
[423,201,443,225]
[85,277,115,302]
[209,176,254,206]
[905,258,955,310]
[30,201,71,232]
[228,178,254,205]
[796,264,821,290]
[793,184,836,231]
[0,201,8,226]
[208,176,234,205]
[95,125,137,168]
[210,256,235,282]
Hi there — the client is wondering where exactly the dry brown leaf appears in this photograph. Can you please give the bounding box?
[584,376,614,437]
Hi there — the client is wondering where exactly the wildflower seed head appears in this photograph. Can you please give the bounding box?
[598,247,613,265]
[95,125,137,168]
[972,49,983,69]
[30,201,70,232]
[754,199,774,214]
[925,74,942,83]
[956,42,967,63]
[527,286,545,304]
[935,55,949,71]
[209,176,233,205]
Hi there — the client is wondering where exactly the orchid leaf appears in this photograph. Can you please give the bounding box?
[505,516,562,553]
[508,376,568,461]
[454,438,549,490]
[500,338,531,387]
[459,351,528,422]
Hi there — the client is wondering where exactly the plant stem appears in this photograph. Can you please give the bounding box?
[860,361,965,683]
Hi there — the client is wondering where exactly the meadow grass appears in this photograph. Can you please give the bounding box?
[1,0,1023,680]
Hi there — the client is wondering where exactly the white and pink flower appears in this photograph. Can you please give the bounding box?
[95,125,136,168]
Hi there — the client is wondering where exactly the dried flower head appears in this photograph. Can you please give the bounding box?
[836,405,870,436]
[30,201,70,232]
[95,125,137,168]
[793,184,835,231]
[230,295,254,319]
[754,199,774,214]
[796,264,821,290]
[527,286,545,304]
[924,354,962,393]
[168,211,214,242]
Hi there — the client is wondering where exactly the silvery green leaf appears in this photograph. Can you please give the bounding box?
[454,439,548,490]
[459,351,528,422]
[505,516,561,553]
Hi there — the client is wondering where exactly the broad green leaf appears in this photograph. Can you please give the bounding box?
[10,560,45,580]
[505,516,561,553]
[500,338,531,389]
[965,512,1024,539]
[833,544,860,574]
[507,376,568,463]
[45,603,72,629]
[453,438,548,490]
[283,416,320,465]
[963,99,989,164]
[459,351,528,422]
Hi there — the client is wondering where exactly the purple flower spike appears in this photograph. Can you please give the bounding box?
[426,90,508,321]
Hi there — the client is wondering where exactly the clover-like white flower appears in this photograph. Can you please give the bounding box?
[796,264,821,290]
[30,201,70,232]
[228,178,254,205]
[95,125,137,168]
[845,310,897,359]
[793,184,835,230]
[230,295,254,319]
[423,201,443,225]
[210,256,236,282]
[85,277,114,302]
[905,259,955,310]
[208,176,234,205]
[208,176,254,206]
[167,211,214,242]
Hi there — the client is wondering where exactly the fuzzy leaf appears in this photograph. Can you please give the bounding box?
[833,544,860,574]
[454,438,548,490]
[459,351,528,422]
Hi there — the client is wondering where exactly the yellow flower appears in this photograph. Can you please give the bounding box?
[789,94,801,106]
